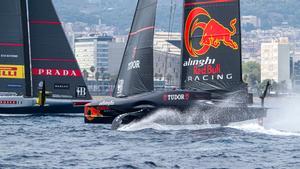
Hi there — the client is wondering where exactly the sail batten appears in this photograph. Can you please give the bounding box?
[113,0,157,98]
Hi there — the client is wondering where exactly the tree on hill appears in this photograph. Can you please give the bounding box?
[242,61,261,87]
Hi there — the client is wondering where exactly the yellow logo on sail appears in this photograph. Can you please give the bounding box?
[0,65,25,79]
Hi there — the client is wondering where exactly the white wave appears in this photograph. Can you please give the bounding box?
[119,96,300,134]
[119,123,218,131]
[0,114,32,117]
[228,123,300,137]
[119,108,219,131]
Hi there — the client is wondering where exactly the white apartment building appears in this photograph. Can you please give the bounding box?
[241,16,261,28]
[74,35,113,76]
[107,32,182,88]
[108,37,126,75]
[261,38,290,84]
[154,32,181,55]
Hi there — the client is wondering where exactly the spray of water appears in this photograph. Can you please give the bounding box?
[119,94,243,131]
[119,108,219,131]
[226,95,300,136]
[120,94,300,136]
[263,96,300,133]
[228,123,300,137]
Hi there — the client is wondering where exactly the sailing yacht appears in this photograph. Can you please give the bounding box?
[84,0,268,129]
[0,0,91,114]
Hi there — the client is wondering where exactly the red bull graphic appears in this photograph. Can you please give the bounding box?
[184,7,238,57]
[181,0,242,91]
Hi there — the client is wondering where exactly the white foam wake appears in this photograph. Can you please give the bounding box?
[228,123,300,137]
[118,108,219,131]
[119,96,300,135]
[0,114,32,117]
[119,123,216,131]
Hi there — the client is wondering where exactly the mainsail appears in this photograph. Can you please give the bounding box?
[0,0,29,96]
[28,0,91,100]
[113,0,157,97]
[182,0,243,91]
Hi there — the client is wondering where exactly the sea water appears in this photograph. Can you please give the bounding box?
[0,97,300,169]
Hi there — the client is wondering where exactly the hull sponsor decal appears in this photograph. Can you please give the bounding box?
[0,100,19,104]
[163,93,190,101]
[98,100,115,106]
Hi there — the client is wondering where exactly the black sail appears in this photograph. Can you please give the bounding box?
[113,0,157,97]
[28,0,91,100]
[0,0,29,96]
[182,0,243,91]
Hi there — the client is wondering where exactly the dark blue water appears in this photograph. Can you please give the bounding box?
[1,110,300,169]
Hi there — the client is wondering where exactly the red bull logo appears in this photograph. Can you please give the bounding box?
[184,7,239,57]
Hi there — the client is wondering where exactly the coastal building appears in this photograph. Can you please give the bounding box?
[62,22,75,51]
[261,38,291,85]
[153,32,181,88]
[292,49,300,91]
[74,35,114,96]
[107,32,182,88]
[241,16,261,29]
[154,32,181,55]
[154,50,181,88]
[74,35,113,75]
[108,36,127,75]
[72,31,184,94]
[86,79,113,96]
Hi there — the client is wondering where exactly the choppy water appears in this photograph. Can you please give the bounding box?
[1,97,300,169]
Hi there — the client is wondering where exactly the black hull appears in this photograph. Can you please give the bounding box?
[85,106,266,125]
[0,98,89,115]
[84,91,267,126]
[0,104,84,115]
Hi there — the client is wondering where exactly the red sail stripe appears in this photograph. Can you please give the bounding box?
[0,43,24,47]
[32,58,77,62]
[130,26,155,36]
[185,0,235,7]
[30,20,61,25]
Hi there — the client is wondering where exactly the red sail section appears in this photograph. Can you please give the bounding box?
[28,0,91,100]
[182,0,244,91]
